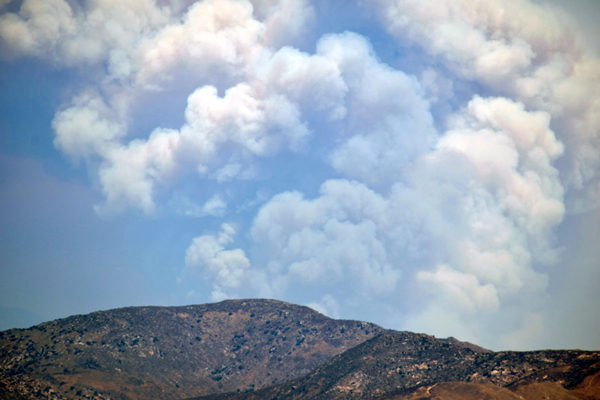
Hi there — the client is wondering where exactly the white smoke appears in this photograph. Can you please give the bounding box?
[3,0,599,349]
[317,32,436,187]
[397,96,565,347]
[306,294,341,319]
[39,0,318,214]
[94,81,311,214]
[251,180,400,299]
[369,0,600,212]
[0,0,172,65]
[184,223,251,301]
[247,93,566,348]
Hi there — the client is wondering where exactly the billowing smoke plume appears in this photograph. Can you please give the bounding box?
[2,0,598,349]
[369,0,600,212]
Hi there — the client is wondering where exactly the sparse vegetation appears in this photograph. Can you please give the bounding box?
[0,299,386,399]
[0,300,598,400]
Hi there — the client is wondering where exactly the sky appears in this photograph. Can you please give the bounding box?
[0,0,598,352]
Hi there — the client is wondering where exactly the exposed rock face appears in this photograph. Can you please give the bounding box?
[191,332,600,400]
[0,299,387,400]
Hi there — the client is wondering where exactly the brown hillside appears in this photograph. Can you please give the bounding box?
[191,332,600,400]
[0,299,387,400]
[394,382,525,400]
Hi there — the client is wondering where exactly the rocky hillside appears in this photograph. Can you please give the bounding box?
[191,332,600,400]
[1,300,598,400]
[0,299,387,400]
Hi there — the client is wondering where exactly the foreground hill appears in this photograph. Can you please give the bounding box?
[192,332,600,400]
[0,299,387,399]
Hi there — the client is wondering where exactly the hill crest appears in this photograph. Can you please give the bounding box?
[0,299,387,399]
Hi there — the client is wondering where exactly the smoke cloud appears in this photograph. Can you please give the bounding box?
[3,0,598,349]
[369,0,600,212]
[185,223,251,302]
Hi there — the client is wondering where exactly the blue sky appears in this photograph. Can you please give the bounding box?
[0,0,598,351]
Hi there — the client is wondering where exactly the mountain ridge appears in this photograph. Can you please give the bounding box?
[0,299,388,399]
[1,299,598,400]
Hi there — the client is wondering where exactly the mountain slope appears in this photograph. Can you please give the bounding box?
[191,332,600,400]
[0,299,387,400]
[2,300,597,400]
